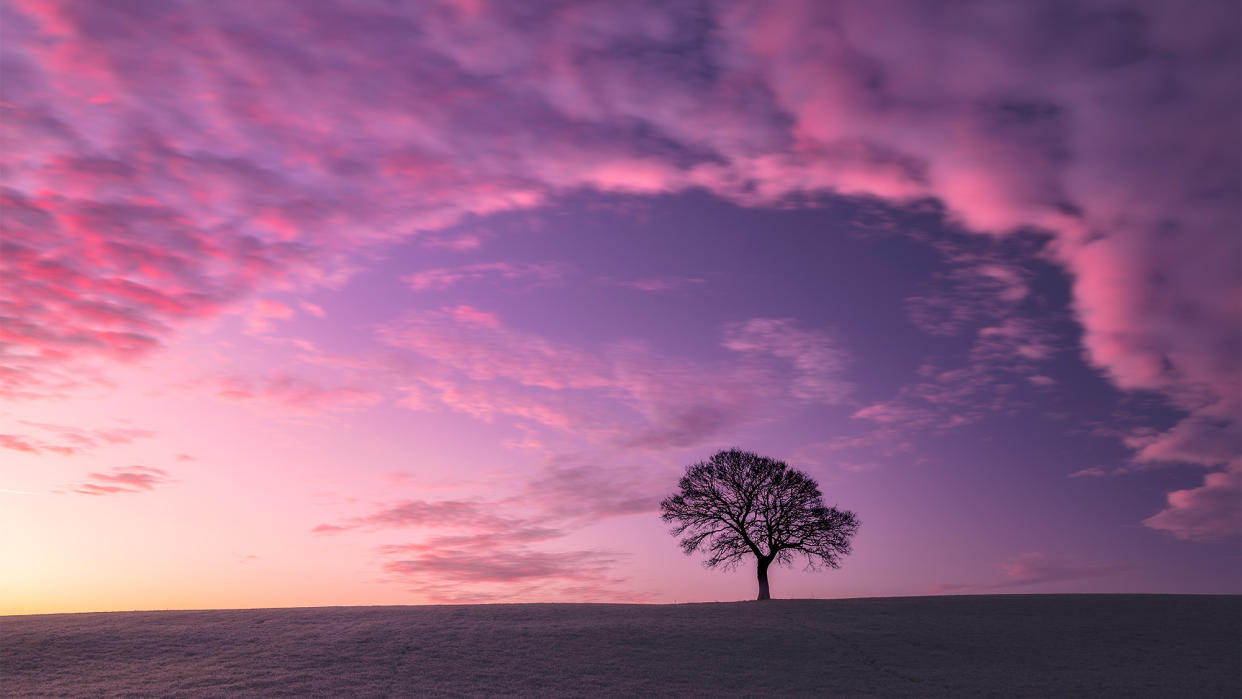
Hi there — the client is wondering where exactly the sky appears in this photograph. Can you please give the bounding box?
[1,0,1238,614]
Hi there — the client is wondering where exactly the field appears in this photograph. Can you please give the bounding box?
[3,595,1238,697]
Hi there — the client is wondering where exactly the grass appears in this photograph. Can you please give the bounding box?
[3,594,1238,697]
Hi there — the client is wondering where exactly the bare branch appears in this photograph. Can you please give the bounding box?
[659,449,860,598]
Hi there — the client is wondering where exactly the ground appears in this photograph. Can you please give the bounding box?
[3,595,1238,697]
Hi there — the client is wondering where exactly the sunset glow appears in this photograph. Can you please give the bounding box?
[2,0,1238,614]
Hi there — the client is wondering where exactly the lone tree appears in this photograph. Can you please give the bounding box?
[660,449,859,600]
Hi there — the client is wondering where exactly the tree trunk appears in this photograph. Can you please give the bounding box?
[756,557,772,600]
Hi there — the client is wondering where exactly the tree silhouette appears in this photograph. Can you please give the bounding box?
[660,449,860,600]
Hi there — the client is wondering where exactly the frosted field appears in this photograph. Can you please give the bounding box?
[3,595,1238,697]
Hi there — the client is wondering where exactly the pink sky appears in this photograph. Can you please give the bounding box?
[2,0,1238,614]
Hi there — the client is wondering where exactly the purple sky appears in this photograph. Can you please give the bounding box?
[1,0,1239,613]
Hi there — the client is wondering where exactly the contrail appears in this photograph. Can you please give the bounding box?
[0,488,46,495]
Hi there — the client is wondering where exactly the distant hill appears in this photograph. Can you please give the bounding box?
[3,595,1239,697]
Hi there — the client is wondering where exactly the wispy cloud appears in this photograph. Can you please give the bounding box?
[421,233,486,252]
[723,318,852,403]
[993,552,1135,588]
[314,456,659,601]
[402,262,568,292]
[853,315,1060,433]
[244,299,295,335]
[213,374,383,415]
[378,308,848,450]
[383,548,618,585]
[71,466,170,496]
[613,277,706,293]
[931,552,1136,593]
[905,249,1032,338]
[0,423,154,456]
[314,499,520,534]
[0,434,55,455]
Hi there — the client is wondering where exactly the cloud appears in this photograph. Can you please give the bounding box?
[862,233,1066,435]
[614,277,706,293]
[723,318,852,403]
[315,499,520,534]
[935,551,1137,593]
[791,431,913,475]
[71,466,170,495]
[1068,466,1115,478]
[926,583,971,595]
[213,373,382,415]
[906,250,1032,337]
[614,404,750,451]
[718,0,1238,531]
[0,422,154,456]
[315,456,657,601]
[993,552,1135,588]
[378,527,564,553]
[446,305,501,328]
[383,548,617,585]
[838,228,1070,446]
[379,308,846,449]
[4,0,1236,532]
[1143,465,1241,542]
[244,299,295,334]
[380,544,641,604]
[316,457,659,537]
[401,262,568,292]
[971,319,1056,363]
[519,459,662,520]
[0,434,48,455]
[421,233,485,252]
[298,301,325,318]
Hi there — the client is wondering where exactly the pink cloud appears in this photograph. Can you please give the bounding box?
[518,460,662,520]
[905,250,1032,338]
[995,552,1135,588]
[791,429,915,475]
[851,403,915,426]
[1143,466,1241,542]
[446,305,501,328]
[316,499,520,534]
[972,319,1056,363]
[0,434,46,455]
[932,552,1137,593]
[378,309,844,449]
[615,277,706,293]
[402,262,568,292]
[422,233,485,252]
[313,456,656,602]
[722,318,852,403]
[378,309,612,391]
[1133,409,1240,469]
[72,466,170,496]
[244,299,294,334]
[1069,466,1114,479]
[0,422,154,456]
[213,374,382,414]
[926,583,971,595]
[3,0,1235,536]
[859,241,1066,438]
[378,527,564,554]
[383,548,617,585]
[298,301,325,318]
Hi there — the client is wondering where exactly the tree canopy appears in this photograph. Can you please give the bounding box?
[660,448,860,600]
